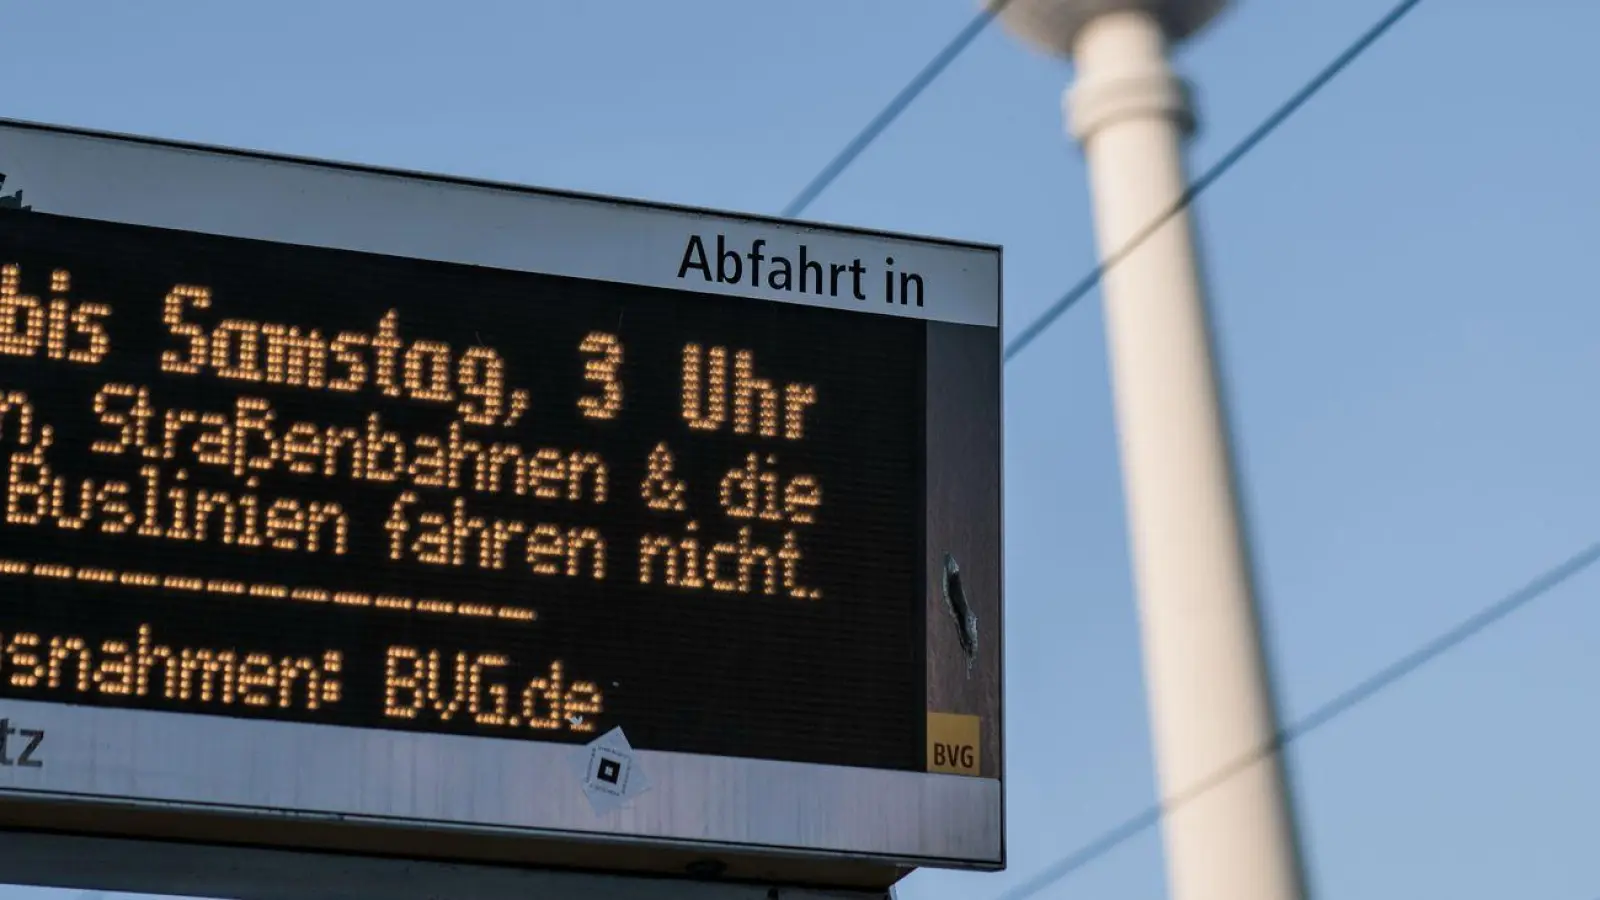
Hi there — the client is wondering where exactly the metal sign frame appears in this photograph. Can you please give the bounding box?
[0,118,1003,894]
[0,829,900,900]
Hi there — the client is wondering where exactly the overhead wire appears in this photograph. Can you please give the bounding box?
[780,0,1016,218]
[984,1,1472,895]
[988,539,1600,900]
[777,2,1553,898]
[778,0,1422,359]
[1004,0,1425,360]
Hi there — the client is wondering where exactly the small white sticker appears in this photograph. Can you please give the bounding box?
[571,726,651,814]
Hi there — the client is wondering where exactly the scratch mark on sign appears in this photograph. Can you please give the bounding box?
[942,553,978,676]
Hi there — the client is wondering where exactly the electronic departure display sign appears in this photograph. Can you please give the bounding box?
[0,119,1003,892]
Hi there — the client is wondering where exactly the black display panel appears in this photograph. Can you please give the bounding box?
[0,210,926,772]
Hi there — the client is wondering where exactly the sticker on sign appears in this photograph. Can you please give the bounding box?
[572,727,652,814]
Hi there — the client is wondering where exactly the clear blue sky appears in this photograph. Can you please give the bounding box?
[2,1,1597,898]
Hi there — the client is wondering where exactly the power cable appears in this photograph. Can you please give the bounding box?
[984,6,1434,893]
[1003,0,1425,361]
[776,0,1422,353]
[988,538,1600,900]
[781,0,1016,218]
[778,4,1475,895]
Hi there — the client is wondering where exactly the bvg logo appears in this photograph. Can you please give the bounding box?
[926,712,980,776]
[932,740,975,771]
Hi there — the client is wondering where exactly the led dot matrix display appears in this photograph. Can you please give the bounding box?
[0,210,926,771]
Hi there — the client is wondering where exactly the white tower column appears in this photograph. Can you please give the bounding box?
[991,3,1310,899]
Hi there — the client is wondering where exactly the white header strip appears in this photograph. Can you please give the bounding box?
[0,122,1000,328]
